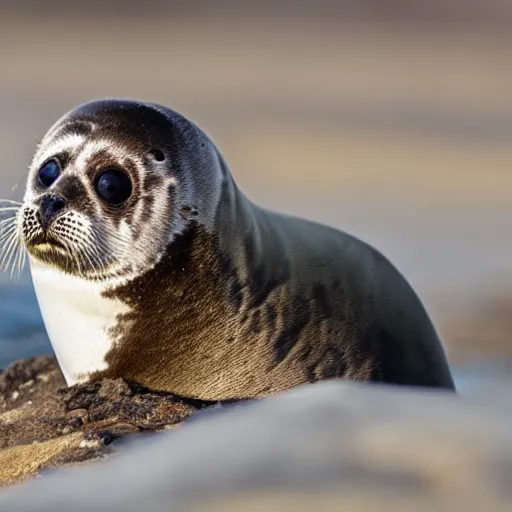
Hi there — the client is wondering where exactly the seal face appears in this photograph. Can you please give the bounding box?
[0,99,456,399]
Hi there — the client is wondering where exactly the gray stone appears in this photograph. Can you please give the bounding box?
[1,380,512,511]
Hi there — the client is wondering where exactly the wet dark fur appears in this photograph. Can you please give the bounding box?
[51,100,455,400]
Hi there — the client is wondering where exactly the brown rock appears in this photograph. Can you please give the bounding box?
[0,355,204,486]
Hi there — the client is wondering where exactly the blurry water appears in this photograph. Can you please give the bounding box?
[0,270,51,369]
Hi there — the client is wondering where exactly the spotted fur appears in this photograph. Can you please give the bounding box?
[14,99,455,399]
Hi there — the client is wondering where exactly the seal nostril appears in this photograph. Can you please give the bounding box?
[39,194,67,227]
[51,197,65,212]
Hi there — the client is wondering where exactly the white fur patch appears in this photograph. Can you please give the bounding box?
[29,257,131,385]
[31,133,86,174]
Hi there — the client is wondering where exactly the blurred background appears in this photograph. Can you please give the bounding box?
[1,1,511,394]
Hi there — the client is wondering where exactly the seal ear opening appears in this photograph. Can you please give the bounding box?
[180,205,199,220]
[148,148,166,162]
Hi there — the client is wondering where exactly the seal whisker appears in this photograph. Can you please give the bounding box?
[0,211,18,220]
[0,227,14,256]
[86,245,108,271]
[0,221,17,240]
[0,199,23,206]
[77,241,97,274]
[0,229,20,273]
[82,249,98,274]
[0,204,21,209]
[87,237,108,268]
[101,225,130,246]
[20,242,27,275]
[77,244,93,278]
[0,217,17,233]
[84,232,110,264]
[0,226,18,254]
[95,229,129,264]
[89,240,109,267]
[59,237,84,277]
[71,231,112,272]
[0,214,18,225]
[12,238,26,279]
[70,245,85,278]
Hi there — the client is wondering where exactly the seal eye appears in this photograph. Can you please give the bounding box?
[38,159,61,188]
[95,169,132,205]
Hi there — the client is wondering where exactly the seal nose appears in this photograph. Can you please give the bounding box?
[39,194,67,228]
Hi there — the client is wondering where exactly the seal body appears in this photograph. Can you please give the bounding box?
[16,99,455,400]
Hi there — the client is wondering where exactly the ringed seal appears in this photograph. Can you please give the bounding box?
[2,99,455,400]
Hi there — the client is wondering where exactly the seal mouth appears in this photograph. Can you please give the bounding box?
[26,234,67,254]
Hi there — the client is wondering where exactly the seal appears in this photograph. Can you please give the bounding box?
[1,99,455,400]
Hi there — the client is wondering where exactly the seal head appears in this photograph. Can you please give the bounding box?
[21,100,223,282]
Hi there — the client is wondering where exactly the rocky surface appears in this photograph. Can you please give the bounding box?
[0,355,204,486]
[1,378,512,510]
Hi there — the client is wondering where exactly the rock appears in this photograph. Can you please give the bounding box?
[1,379,512,511]
[0,355,204,486]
